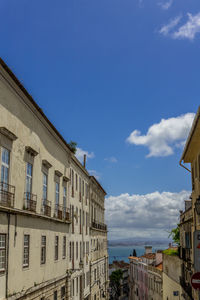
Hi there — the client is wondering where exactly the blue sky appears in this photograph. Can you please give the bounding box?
[1,0,200,239]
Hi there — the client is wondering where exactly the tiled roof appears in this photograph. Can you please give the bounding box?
[156,263,163,271]
[128,256,142,261]
[141,253,156,259]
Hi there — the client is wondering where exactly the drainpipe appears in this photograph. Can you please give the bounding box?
[6,213,10,298]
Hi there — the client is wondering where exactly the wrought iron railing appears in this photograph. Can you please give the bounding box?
[41,199,51,217]
[63,207,71,222]
[0,182,15,208]
[54,204,63,220]
[24,192,37,212]
[92,220,107,231]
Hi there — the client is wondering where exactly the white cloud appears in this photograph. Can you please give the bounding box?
[75,147,95,162]
[159,15,182,36]
[159,0,173,10]
[105,190,190,240]
[173,12,200,40]
[159,12,200,40]
[88,169,101,180]
[104,156,118,163]
[126,113,195,157]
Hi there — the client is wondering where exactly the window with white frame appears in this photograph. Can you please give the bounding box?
[43,173,48,201]
[0,234,6,271]
[26,163,33,195]
[41,236,46,264]
[1,147,10,185]
[55,182,59,206]
[23,234,30,268]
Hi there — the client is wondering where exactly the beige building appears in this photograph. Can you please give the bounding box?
[0,58,109,300]
[179,106,200,300]
[162,253,182,300]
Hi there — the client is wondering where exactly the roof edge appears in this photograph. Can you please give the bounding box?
[180,106,200,163]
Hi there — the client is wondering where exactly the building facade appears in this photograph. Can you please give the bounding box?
[179,106,200,300]
[129,247,163,300]
[0,59,109,300]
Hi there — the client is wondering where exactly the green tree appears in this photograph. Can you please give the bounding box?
[68,141,77,154]
[110,269,123,299]
[168,224,180,245]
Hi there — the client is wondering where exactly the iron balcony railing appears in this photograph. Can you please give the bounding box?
[92,220,107,231]
[41,199,51,217]
[54,204,71,221]
[0,182,15,208]
[54,204,63,220]
[24,192,37,212]
[63,207,71,222]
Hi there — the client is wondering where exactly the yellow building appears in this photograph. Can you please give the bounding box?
[179,106,200,300]
[0,58,108,300]
[162,253,182,300]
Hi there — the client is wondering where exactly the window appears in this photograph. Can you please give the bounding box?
[1,148,10,184]
[76,241,78,260]
[41,236,46,264]
[61,286,65,299]
[94,269,97,281]
[76,207,78,224]
[82,180,84,196]
[63,236,66,258]
[79,177,81,197]
[26,163,33,194]
[75,174,78,191]
[63,186,67,218]
[23,235,30,268]
[71,169,74,196]
[80,242,82,261]
[55,182,59,206]
[80,209,82,234]
[76,277,78,295]
[43,173,48,201]
[69,242,72,261]
[53,290,57,300]
[0,234,6,271]
[55,236,59,260]
[72,279,74,296]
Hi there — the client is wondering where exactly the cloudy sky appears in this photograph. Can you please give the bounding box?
[1,0,199,240]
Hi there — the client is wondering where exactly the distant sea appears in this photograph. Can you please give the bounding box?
[108,244,168,264]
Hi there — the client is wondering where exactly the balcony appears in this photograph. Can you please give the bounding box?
[41,199,51,217]
[92,220,107,231]
[63,207,71,222]
[24,192,37,212]
[0,182,15,208]
[54,204,63,220]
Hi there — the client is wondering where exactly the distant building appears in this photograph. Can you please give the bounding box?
[129,246,163,300]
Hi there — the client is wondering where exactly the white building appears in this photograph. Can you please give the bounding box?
[0,58,109,300]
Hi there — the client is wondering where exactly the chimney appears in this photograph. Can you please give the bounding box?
[145,246,152,255]
[83,154,86,168]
